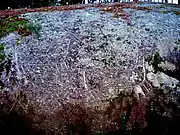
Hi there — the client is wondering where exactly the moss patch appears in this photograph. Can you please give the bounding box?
[0,16,41,39]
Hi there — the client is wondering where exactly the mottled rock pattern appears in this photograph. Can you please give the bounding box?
[0,2,180,123]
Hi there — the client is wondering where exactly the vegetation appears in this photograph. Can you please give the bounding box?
[0,43,11,89]
[160,10,169,14]
[0,16,41,89]
[173,10,180,15]
[0,17,29,38]
[159,10,180,15]
[0,16,41,39]
[146,52,163,73]
[0,90,39,135]
[0,44,6,63]
[158,5,166,8]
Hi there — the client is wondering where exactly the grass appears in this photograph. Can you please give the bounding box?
[0,16,41,39]
[0,16,41,89]
[26,22,41,39]
[0,17,28,38]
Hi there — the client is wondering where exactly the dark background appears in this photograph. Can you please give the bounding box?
[0,0,83,10]
[1,0,33,9]
[0,0,179,10]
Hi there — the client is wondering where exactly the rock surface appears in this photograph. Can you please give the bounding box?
[0,2,180,133]
[147,71,179,89]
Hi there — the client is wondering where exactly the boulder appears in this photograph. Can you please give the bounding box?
[158,61,176,72]
[147,71,179,90]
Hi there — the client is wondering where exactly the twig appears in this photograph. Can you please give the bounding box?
[9,100,18,114]
[17,101,28,113]
[8,91,28,114]
[142,83,149,93]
